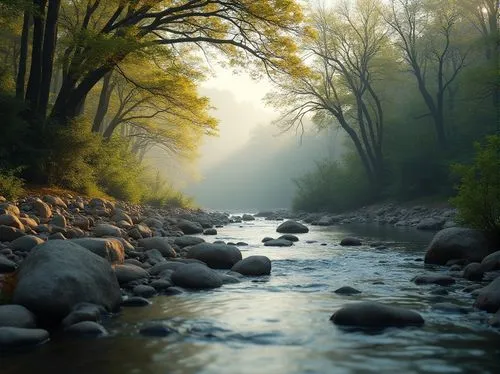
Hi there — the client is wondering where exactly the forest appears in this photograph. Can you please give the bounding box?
[0,0,498,234]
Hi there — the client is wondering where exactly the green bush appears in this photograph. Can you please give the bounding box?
[292,155,373,212]
[141,172,194,208]
[450,135,500,241]
[0,168,24,200]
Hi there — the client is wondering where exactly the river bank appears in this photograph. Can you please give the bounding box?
[0,192,499,373]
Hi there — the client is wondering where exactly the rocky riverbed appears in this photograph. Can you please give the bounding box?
[0,193,499,362]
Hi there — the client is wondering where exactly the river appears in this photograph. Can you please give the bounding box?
[2,218,500,374]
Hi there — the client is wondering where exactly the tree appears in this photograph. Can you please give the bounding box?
[385,0,469,147]
[44,0,308,125]
[270,0,392,190]
[85,49,217,159]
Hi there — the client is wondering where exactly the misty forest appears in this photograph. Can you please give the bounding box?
[0,0,498,229]
[1,0,500,371]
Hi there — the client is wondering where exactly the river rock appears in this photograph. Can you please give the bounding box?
[71,238,125,264]
[0,256,17,273]
[0,203,20,216]
[93,223,123,238]
[276,220,309,234]
[132,285,157,298]
[334,286,362,295]
[462,263,484,281]
[145,249,166,265]
[112,209,133,226]
[261,237,274,243]
[10,235,44,252]
[50,214,66,228]
[0,214,24,230]
[278,234,299,242]
[413,273,456,286]
[330,301,424,328]
[114,264,149,285]
[264,238,293,247]
[186,243,242,269]
[33,199,52,219]
[0,327,49,348]
[474,277,500,312]
[138,237,176,257]
[424,228,490,265]
[43,195,67,208]
[150,279,173,291]
[489,309,500,327]
[340,237,362,246]
[0,305,37,328]
[176,219,203,235]
[174,236,205,248]
[12,240,121,321]
[203,228,217,235]
[0,225,25,242]
[139,322,174,337]
[148,261,186,275]
[242,214,255,221]
[480,250,500,272]
[121,297,151,307]
[61,303,105,328]
[416,218,445,231]
[171,263,222,289]
[231,256,271,276]
[65,321,108,337]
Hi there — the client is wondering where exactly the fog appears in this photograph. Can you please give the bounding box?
[181,87,345,211]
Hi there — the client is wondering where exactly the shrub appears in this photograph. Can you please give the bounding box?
[292,155,372,212]
[450,135,500,241]
[0,168,24,200]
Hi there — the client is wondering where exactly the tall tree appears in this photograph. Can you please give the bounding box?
[47,0,307,125]
[270,0,392,189]
[385,0,469,147]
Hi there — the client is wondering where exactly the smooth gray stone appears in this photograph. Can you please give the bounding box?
[65,321,108,337]
[0,327,49,348]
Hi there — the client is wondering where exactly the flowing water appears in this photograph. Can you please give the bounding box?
[2,218,500,374]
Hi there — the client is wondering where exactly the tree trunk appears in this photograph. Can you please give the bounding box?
[92,71,113,133]
[16,10,30,100]
[25,0,47,118]
[38,0,61,120]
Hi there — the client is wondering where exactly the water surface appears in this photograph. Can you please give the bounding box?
[2,219,499,374]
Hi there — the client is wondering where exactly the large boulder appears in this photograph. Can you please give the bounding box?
[171,263,222,289]
[186,243,242,269]
[276,220,309,234]
[231,256,271,276]
[330,301,424,328]
[480,250,500,272]
[474,277,500,313]
[138,237,176,258]
[424,228,490,265]
[176,219,203,235]
[12,240,121,321]
[71,238,125,264]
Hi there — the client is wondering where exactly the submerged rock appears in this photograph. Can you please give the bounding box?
[340,237,362,246]
[334,286,361,295]
[330,301,424,328]
[171,263,222,289]
[413,273,456,286]
[231,256,271,276]
[264,239,293,247]
[276,220,309,234]
[65,321,108,337]
[186,243,242,269]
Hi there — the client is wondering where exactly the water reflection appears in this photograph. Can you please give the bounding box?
[1,221,499,374]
